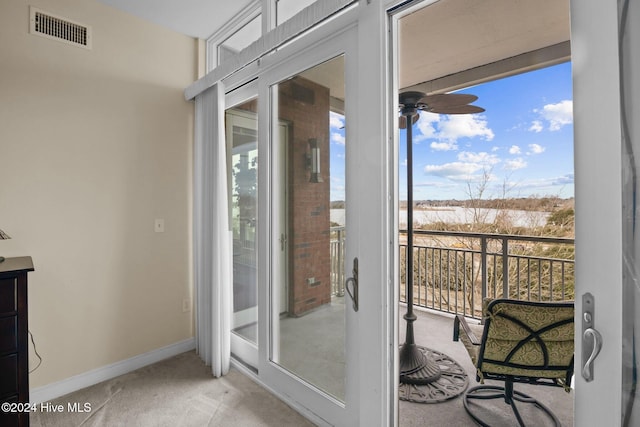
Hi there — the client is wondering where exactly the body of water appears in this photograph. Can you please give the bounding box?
[330,207,549,228]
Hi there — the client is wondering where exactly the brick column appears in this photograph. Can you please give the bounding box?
[279,77,332,316]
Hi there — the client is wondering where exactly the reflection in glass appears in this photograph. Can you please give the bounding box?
[271,55,346,400]
[227,100,259,345]
[621,2,639,421]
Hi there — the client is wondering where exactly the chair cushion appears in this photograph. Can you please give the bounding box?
[478,300,574,380]
[487,303,574,341]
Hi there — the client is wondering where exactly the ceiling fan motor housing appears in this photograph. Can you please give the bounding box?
[399,91,427,116]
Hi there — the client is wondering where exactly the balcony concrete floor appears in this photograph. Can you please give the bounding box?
[274,296,573,426]
[399,306,574,426]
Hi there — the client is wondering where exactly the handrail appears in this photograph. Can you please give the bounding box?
[400,228,574,245]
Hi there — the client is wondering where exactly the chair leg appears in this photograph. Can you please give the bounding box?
[500,381,526,426]
[463,384,562,427]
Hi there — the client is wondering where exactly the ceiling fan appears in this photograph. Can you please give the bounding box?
[399,90,484,389]
[399,90,485,128]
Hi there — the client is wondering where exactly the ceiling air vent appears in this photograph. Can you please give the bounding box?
[29,7,92,49]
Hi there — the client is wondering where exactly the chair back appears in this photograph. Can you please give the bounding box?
[477,299,574,386]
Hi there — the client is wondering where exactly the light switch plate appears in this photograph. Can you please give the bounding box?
[154,219,165,233]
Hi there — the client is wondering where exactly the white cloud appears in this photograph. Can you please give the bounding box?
[509,145,521,155]
[518,174,575,190]
[412,112,494,147]
[331,132,345,145]
[330,111,344,129]
[531,100,573,132]
[528,143,545,154]
[504,158,527,170]
[553,173,574,185]
[424,151,499,182]
[457,151,500,166]
[424,162,484,179]
[331,175,345,199]
[437,114,495,141]
[542,100,573,131]
[430,141,458,151]
[414,181,459,189]
[529,120,543,133]
[491,146,500,152]
[415,112,440,141]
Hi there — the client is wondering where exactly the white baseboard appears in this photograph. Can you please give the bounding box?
[30,338,196,404]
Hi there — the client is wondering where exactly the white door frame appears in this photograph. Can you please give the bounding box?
[383,0,634,425]
[224,0,640,424]
[220,2,399,425]
[226,85,260,369]
[570,0,631,425]
[380,0,635,425]
[257,23,359,427]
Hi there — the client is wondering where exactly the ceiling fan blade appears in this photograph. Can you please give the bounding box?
[419,93,479,109]
[398,113,420,129]
[399,91,483,122]
[427,104,485,115]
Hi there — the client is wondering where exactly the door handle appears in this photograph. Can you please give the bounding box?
[582,327,602,382]
[581,292,603,382]
[345,257,359,312]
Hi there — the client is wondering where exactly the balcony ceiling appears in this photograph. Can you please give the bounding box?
[399,0,570,90]
[98,0,569,93]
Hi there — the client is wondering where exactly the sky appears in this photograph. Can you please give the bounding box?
[329,61,574,202]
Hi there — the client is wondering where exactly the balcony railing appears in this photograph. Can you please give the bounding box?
[330,226,346,297]
[330,226,575,320]
[401,229,574,319]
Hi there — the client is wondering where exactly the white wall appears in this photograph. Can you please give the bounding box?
[0,0,197,388]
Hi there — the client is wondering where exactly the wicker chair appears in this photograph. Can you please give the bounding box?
[453,299,574,427]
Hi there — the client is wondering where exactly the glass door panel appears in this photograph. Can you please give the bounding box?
[270,54,347,401]
[226,99,259,364]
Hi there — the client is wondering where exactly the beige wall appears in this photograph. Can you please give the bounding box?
[0,0,197,388]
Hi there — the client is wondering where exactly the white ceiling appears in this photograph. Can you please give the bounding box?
[96,0,254,39]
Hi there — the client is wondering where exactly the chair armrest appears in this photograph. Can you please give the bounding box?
[453,315,481,346]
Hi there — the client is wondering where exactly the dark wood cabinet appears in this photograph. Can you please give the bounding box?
[0,257,33,427]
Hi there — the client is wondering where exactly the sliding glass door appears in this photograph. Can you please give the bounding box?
[226,85,259,368]
[269,54,348,402]
[255,24,368,426]
[220,11,392,425]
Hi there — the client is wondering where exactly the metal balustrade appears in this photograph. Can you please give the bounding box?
[330,226,345,297]
[329,226,575,319]
[399,229,575,319]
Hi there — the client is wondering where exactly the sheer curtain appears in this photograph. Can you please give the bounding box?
[193,82,232,377]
